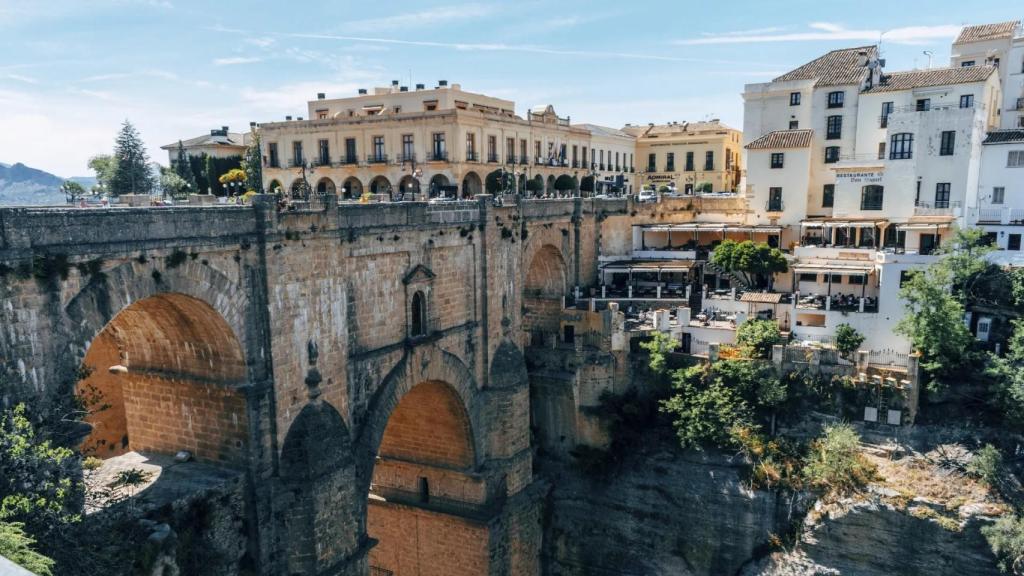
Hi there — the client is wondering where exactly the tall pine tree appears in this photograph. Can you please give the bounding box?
[108,120,154,196]
[242,129,263,194]
[173,140,197,192]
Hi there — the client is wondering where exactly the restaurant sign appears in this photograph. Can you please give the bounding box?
[836,170,882,184]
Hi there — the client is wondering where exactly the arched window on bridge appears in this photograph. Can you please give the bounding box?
[411,291,427,337]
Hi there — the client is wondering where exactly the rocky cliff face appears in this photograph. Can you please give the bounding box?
[542,448,797,576]
[543,446,1003,576]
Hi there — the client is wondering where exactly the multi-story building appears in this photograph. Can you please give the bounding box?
[624,120,743,195]
[576,124,636,195]
[259,81,590,200]
[950,20,1024,129]
[975,129,1024,250]
[160,126,248,165]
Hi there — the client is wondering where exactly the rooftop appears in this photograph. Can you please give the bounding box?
[773,45,877,87]
[577,123,635,139]
[864,66,996,93]
[954,20,1021,44]
[983,129,1024,145]
[161,127,247,151]
[745,129,814,150]
[622,119,738,138]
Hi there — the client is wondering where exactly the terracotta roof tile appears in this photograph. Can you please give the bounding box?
[864,66,996,93]
[745,130,814,150]
[773,46,877,87]
[954,21,1020,44]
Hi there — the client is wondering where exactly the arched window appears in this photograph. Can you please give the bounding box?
[861,185,884,210]
[411,291,427,337]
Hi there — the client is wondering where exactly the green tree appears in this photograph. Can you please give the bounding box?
[159,169,190,199]
[554,174,575,193]
[835,324,865,360]
[802,423,876,495]
[108,120,154,196]
[710,239,788,289]
[526,175,544,193]
[736,319,780,359]
[0,522,54,576]
[982,514,1024,574]
[60,181,86,203]
[485,170,512,194]
[86,155,117,194]
[639,331,679,376]
[986,323,1024,427]
[242,130,263,193]
[173,141,197,192]
[204,154,217,195]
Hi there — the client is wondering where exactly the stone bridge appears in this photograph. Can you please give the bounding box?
[0,195,630,576]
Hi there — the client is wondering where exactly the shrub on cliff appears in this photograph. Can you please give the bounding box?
[736,319,781,359]
[983,514,1024,574]
[802,423,876,495]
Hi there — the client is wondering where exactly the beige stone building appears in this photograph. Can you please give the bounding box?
[576,124,636,195]
[160,126,249,165]
[259,81,592,200]
[624,120,743,195]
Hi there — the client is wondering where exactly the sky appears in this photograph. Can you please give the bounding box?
[0,0,1019,178]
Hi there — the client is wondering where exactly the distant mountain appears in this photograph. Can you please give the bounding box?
[0,162,68,206]
[69,175,97,189]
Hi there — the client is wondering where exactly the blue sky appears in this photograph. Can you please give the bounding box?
[0,0,1018,177]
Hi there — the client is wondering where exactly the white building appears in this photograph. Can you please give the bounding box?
[950,20,1024,129]
[576,124,636,195]
[974,129,1024,249]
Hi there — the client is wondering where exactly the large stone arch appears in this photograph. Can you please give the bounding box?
[369,175,392,197]
[428,173,450,198]
[461,171,482,199]
[522,243,569,341]
[398,174,420,197]
[278,399,364,576]
[342,176,363,199]
[315,177,336,195]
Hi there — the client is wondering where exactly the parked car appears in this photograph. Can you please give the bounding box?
[637,189,657,203]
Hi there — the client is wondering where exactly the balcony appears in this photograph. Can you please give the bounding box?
[398,153,416,163]
[796,293,879,313]
[487,153,499,163]
[367,154,388,164]
[428,151,448,162]
[766,200,784,213]
[339,155,358,165]
[506,155,516,164]
[314,157,333,167]
[977,206,1024,225]
[572,160,579,168]
[1016,98,1024,111]
[466,151,478,162]
[520,155,530,165]
[664,165,675,173]
[289,158,305,168]
[914,200,960,217]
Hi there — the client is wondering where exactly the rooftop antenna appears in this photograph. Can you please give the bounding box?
[923,50,934,69]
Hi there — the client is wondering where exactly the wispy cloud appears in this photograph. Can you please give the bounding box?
[213,56,261,66]
[676,22,961,46]
[3,74,38,84]
[343,4,495,29]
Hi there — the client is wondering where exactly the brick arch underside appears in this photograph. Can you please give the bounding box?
[523,243,568,337]
[69,263,250,465]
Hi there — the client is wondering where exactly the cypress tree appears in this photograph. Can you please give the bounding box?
[108,120,154,196]
[242,130,263,193]
[204,154,217,195]
[174,141,197,192]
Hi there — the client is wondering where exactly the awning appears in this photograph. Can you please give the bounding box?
[601,259,696,272]
[637,223,782,233]
[897,222,953,231]
[740,292,785,304]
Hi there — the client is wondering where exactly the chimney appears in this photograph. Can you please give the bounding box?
[297,117,303,121]
[391,79,399,86]
[317,92,325,100]
[249,121,256,128]
[415,83,425,90]
[358,88,367,95]
[451,83,461,91]
[400,86,408,92]
[285,115,292,121]
[857,50,869,66]
[221,126,228,132]
[438,79,448,87]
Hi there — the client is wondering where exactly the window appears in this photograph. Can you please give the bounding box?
[466,133,476,161]
[961,60,975,67]
[666,152,675,172]
[1009,150,1024,167]
[877,142,886,160]
[789,120,799,129]
[432,132,446,160]
[799,273,817,282]
[790,92,801,105]
[827,91,844,108]
[826,115,843,140]
[704,151,714,171]
[685,151,694,171]
[770,153,784,169]
[487,136,497,162]
[940,131,955,156]
[507,137,516,163]
[372,136,385,161]
[1011,234,1023,251]
[993,187,1005,204]
[344,138,356,163]
[616,151,621,170]
[647,153,656,172]
[889,133,914,160]
[935,183,951,208]
[960,94,974,109]
[880,101,893,128]
[401,134,414,160]
[824,146,840,163]
[521,139,528,162]
[830,274,843,284]
[411,291,427,337]
[316,109,328,120]
[861,185,884,210]
[268,142,279,168]
[848,274,865,285]
[822,184,835,208]
[767,187,783,211]
[318,139,330,165]
[916,98,930,111]
[292,141,303,166]
[423,101,438,111]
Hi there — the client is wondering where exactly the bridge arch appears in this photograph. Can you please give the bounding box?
[523,243,569,342]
